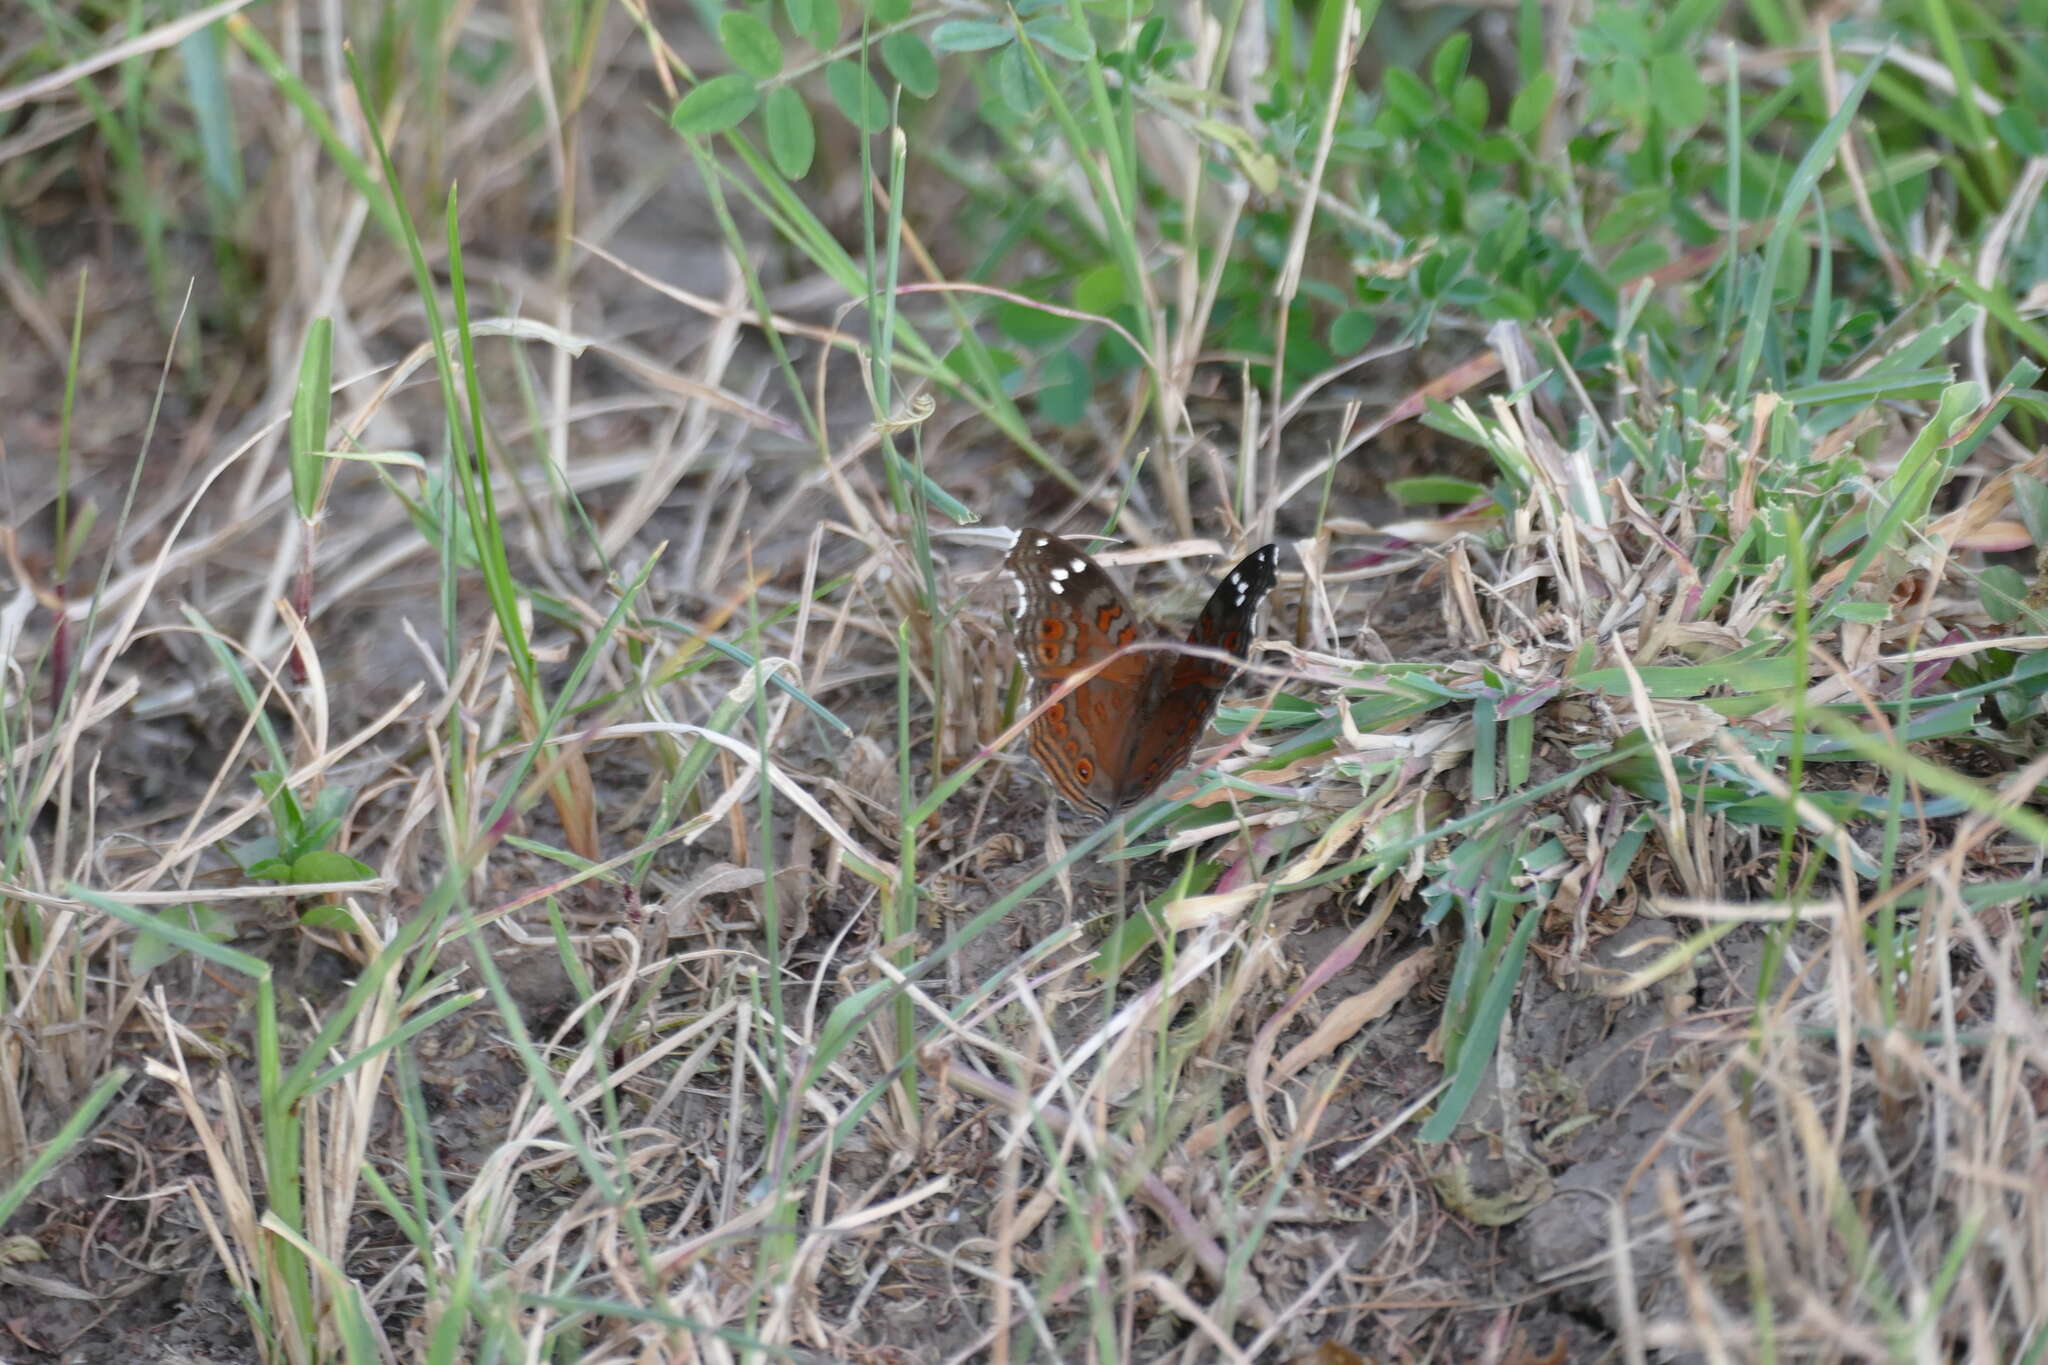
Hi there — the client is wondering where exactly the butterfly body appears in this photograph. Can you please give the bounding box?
[1005,529,1279,818]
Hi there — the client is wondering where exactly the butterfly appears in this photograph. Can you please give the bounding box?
[1004,528,1279,819]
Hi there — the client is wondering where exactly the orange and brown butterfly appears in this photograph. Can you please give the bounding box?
[1003,527,1279,818]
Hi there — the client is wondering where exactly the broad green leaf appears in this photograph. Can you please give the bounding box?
[718,11,783,77]
[671,73,759,134]
[794,0,839,47]
[1981,565,2029,625]
[880,32,938,98]
[825,60,888,132]
[931,19,1012,51]
[1023,16,1093,60]
[764,85,815,178]
[993,42,1033,115]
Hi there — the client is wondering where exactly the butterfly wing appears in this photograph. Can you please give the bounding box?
[1005,529,1151,818]
[1115,544,1279,808]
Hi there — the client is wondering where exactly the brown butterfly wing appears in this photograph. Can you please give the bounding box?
[1115,544,1279,808]
[1005,530,1150,818]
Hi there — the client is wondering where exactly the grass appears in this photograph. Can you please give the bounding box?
[2,0,2048,1360]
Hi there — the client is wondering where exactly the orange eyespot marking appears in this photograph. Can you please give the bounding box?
[1117,624,1137,645]
[1075,758,1093,780]
[1040,618,1064,637]
[1096,606,1121,632]
[1038,641,1061,664]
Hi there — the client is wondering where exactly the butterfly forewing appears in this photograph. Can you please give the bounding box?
[1006,531,1280,819]
[1117,544,1279,805]
[1004,530,1149,817]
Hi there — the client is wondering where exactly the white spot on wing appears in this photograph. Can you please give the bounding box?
[1048,580,1064,595]
[1069,558,1087,573]
[1034,536,1050,547]
[1049,567,1069,581]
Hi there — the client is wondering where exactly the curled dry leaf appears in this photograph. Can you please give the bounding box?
[1425,1143,1553,1227]
[1644,697,1725,754]
[1164,802,1376,930]
[974,831,1026,872]
[1273,946,1435,1081]
[662,862,767,933]
[1955,519,2032,552]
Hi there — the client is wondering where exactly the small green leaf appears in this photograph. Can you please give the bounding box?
[248,857,293,883]
[880,33,938,98]
[795,0,838,47]
[1647,49,1708,129]
[1037,349,1091,425]
[131,903,234,975]
[1382,67,1435,122]
[1829,601,1893,624]
[2012,472,2048,545]
[289,849,376,883]
[1452,75,1489,130]
[1430,32,1469,97]
[1388,476,1487,506]
[1073,263,1125,314]
[718,11,783,77]
[1981,565,2029,625]
[995,300,1079,346]
[1329,308,1375,353]
[867,0,909,22]
[993,42,1033,115]
[1508,71,1553,141]
[300,903,356,930]
[826,59,888,132]
[289,317,333,523]
[671,73,759,134]
[1196,118,1279,195]
[1995,105,2046,158]
[1023,16,1092,60]
[931,19,1012,51]
[764,85,815,178]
